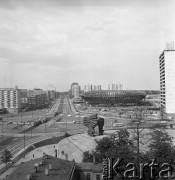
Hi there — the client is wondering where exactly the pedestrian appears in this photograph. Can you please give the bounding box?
[33,154,34,158]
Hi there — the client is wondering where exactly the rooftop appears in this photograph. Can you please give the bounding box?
[76,162,102,173]
[5,156,75,180]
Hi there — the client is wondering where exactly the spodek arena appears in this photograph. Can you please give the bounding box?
[80,90,146,106]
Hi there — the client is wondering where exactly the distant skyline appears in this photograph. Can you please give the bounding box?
[0,0,175,91]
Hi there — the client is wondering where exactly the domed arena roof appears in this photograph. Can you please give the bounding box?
[80,90,146,105]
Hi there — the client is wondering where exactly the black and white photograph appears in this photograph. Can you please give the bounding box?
[0,0,175,179]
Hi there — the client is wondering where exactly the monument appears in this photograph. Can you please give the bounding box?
[83,113,104,136]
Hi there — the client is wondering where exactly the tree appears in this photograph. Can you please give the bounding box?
[1,149,12,169]
[82,129,136,163]
[147,128,175,164]
[82,151,93,162]
[129,108,148,164]
[160,105,167,120]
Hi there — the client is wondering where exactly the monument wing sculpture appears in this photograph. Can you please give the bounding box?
[83,113,104,136]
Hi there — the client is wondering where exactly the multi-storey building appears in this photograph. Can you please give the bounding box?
[50,90,56,100]
[108,83,123,90]
[84,85,93,92]
[159,45,175,115]
[20,89,28,109]
[72,84,80,98]
[93,84,101,91]
[84,84,101,92]
[70,82,81,98]
[27,89,47,109]
[0,86,21,113]
[70,83,79,97]
[44,90,51,102]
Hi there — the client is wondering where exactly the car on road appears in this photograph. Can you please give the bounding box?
[113,123,124,127]
[7,121,13,124]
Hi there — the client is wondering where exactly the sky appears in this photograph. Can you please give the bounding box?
[0,0,175,91]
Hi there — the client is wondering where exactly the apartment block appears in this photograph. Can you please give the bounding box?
[27,89,47,109]
[108,83,123,90]
[159,46,175,115]
[0,86,21,113]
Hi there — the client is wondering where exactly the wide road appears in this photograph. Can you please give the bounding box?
[0,99,62,168]
[0,97,87,170]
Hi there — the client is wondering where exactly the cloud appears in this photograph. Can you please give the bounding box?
[0,0,174,90]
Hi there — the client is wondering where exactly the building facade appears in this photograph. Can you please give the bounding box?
[159,48,175,115]
[84,84,101,92]
[81,90,146,106]
[20,89,28,109]
[93,84,101,91]
[50,90,56,100]
[72,84,80,98]
[108,83,123,90]
[70,82,81,98]
[70,82,79,97]
[44,90,51,102]
[84,85,93,92]
[0,86,21,113]
[27,89,47,109]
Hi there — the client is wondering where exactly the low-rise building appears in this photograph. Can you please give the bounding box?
[73,162,103,180]
[6,156,75,180]
[6,156,104,180]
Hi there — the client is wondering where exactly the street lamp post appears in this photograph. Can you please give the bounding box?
[0,116,3,133]
[67,115,71,133]
[32,110,34,121]
[76,115,81,134]
[21,111,22,122]
[38,109,39,121]
[75,115,79,133]
[45,108,47,133]
[24,132,26,149]
[31,126,33,138]
[45,122,46,133]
